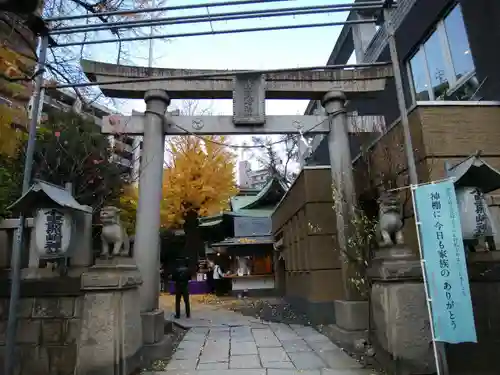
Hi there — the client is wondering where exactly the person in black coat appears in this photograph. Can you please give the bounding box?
[172,257,192,319]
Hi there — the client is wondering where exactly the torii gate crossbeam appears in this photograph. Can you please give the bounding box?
[81,59,393,100]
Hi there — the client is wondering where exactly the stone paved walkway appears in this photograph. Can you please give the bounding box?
[147,299,379,375]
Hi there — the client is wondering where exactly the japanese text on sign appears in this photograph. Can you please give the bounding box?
[473,188,488,237]
[430,191,456,330]
[45,209,64,254]
[413,181,477,344]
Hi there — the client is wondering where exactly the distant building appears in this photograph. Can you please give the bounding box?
[238,160,270,190]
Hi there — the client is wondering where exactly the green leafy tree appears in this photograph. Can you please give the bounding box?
[12,110,126,211]
[0,154,22,219]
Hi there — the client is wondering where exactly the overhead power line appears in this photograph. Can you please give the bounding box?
[50,2,385,35]
[51,62,391,89]
[45,0,290,22]
[53,18,377,48]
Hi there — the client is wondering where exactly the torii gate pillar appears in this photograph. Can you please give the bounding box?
[135,89,170,344]
[323,91,362,301]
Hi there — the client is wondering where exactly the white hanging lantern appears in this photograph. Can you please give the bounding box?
[456,187,494,240]
[34,208,72,258]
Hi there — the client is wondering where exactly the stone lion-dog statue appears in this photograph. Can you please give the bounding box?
[377,191,405,247]
[100,206,130,258]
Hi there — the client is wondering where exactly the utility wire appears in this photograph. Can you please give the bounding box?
[50,62,391,90]
[53,18,377,48]
[45,0,290,22]
[50,3,384,34]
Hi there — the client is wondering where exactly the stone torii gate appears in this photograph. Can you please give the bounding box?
[81,59,393,345]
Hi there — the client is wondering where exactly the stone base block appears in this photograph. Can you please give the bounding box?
[141,333,178,364]
[76,284,143,375]
[368,259,422,281]
[142,309,165,344]
[93,257,138,269]
[285,296,336,325]
[320,324,368,353]
[373,245,415,261]
[334,300,368,331]
[371,281,435,374]
[164,320,174,334]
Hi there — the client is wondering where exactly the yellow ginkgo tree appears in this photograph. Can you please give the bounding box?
[161,135,238,228]
[0,44,31,156]
[118,184,139,235]
[160,135,237,262]
[0,104,26,156]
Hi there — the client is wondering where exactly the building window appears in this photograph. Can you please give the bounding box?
[424,31,450,99]
[444,4,475,82]
[409,50,431,101]
[407,3,478,102]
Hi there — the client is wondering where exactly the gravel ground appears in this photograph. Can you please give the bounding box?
[228,297,313,326]
[196,294,312,326]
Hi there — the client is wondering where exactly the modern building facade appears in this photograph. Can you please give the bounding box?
[303,0,500,166]
[238,160,271,190]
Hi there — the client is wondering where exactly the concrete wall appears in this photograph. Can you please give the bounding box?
[272,167,344,325]
[0,295,82,375]
[459,0,500,101]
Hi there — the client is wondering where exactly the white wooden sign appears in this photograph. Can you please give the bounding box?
[34,208,72,258]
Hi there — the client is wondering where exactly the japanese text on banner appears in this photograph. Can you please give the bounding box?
[413,180,477,344]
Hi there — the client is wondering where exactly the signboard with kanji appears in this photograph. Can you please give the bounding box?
[34,208,72,258]
[413,180,477,344]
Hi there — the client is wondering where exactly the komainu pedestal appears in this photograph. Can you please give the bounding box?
[367,190,434,373]
[75,258,143,375]
[368,259,435,375]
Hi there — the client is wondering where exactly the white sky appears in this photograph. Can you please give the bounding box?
[84,0,357,171]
